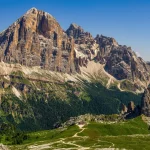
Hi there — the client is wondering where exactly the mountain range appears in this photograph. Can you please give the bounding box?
[0,7,150,132]
[0,7,150,89]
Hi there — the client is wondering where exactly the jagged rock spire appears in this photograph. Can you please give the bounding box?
[141,86,150,116]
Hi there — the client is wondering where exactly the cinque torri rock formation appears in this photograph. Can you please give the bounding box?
[0,7,150,90]
[121,86,150,118]
[141,86,150,116]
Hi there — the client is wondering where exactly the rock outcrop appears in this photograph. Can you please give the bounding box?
[121,101,141,119]
[121,104,128,114]
[121,101,135,114]
[127,101,135,113]
[121,86,150,118]
[141,86,150,116]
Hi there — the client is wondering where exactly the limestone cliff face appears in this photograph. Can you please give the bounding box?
[141,86,150,116]
[0,8,76,73]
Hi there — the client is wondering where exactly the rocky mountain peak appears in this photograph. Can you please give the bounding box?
[70,23,80,29]
[95,34,118,47]
[0,8,77,73]
[66,23,92,40]
[24,7,54,19]
[25,7,38,15]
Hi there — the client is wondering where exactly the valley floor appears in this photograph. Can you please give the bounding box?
[5,116,150,150]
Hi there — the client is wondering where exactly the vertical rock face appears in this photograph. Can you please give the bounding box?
[0,8,76,73]
[141,86,150,116]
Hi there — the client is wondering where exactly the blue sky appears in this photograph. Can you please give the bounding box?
[0,0,150,60]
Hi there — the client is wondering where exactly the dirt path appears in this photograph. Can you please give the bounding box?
[73,125,86,138]
[91,138,115,149]
[28,124,89,150]
[27,124,118,150]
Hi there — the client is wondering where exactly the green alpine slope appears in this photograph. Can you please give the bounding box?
[5,116,150,150]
